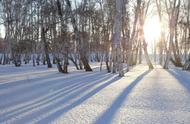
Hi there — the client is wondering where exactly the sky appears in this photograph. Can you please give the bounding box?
[0,3,4,38]
[0,25,5,38]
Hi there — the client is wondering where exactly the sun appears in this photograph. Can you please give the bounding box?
[143,16,161,44]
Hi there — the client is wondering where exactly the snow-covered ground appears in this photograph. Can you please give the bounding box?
[0,64,190,124]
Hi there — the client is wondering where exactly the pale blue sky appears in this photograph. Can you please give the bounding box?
[0,25,5,38]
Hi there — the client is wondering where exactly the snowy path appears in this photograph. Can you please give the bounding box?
[0,65,190,124]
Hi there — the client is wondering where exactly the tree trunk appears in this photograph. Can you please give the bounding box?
[139,5,154,69]
[163,28,174,69]
[41,27,52,68]
[56,0,69,73]
[142,39,154,69]
[164,0,180,69]
[65,0,92,72]
[112,0,124,76]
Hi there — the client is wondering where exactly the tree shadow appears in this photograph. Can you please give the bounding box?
[0,70,111,120]
[167,69,190,93]
[0,66,105,107]
[35,75,121,124]
[0,68,152,124]
[0,70,119,123]
[0,70,103,108]
[94,70,151,124]
[0,66,101,89]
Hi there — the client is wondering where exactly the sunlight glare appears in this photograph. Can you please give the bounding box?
[0,25,5,38]
[144,16,161,44]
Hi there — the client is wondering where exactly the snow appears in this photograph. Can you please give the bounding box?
[0,64,190,124]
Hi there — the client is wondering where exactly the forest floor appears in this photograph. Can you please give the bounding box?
[0,63,190,124]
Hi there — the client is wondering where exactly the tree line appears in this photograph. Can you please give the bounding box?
[0,0,189,75]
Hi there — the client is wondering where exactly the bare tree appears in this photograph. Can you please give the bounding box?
[65,0,92,71]
[164,0,181,69]
[112,0,124,76]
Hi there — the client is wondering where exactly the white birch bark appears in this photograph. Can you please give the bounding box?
[164,0,180,69]
[112,0,124,76]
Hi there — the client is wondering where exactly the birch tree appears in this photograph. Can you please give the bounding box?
[65,0,92,71]
[112,0,124,76]
[164,0,181,69]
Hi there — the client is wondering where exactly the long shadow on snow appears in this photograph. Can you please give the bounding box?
[0,66,101,90]
[94,70,151,124]
[0,71,114,123]
[0,72,111,121]
[30,74,121,123]
[167,69,190,93]
[0,68,103,108]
